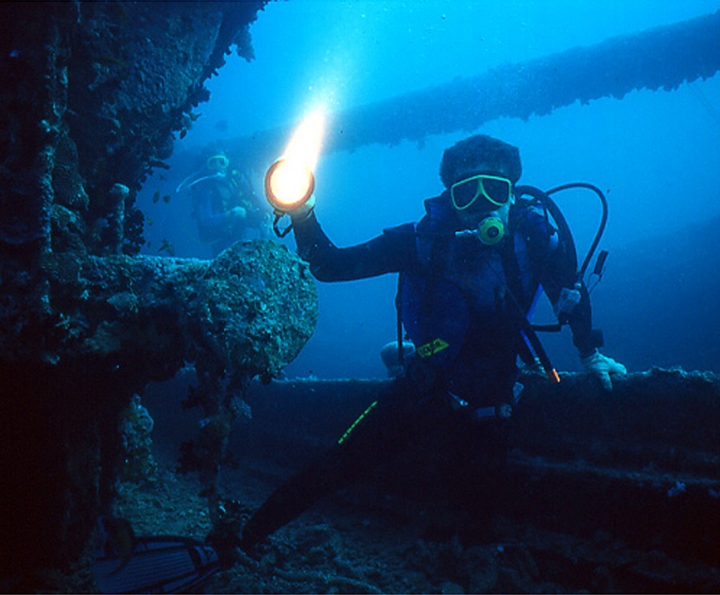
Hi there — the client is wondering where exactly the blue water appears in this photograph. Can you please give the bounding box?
[140,0,720,379]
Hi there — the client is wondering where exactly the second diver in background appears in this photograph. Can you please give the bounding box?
[178,152,272,256]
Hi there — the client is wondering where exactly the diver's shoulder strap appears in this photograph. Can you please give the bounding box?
[397,228,451,359]
[500,217,532,311]
[418,232,451,319]
[500,213,561,381]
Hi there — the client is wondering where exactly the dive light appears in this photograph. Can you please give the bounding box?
[264,158,315,215]
[264,158,316,238]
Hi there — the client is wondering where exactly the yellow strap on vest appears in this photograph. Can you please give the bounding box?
[417,338,449,359]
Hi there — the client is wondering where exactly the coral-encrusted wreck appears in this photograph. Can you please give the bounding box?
[0,2,318,591]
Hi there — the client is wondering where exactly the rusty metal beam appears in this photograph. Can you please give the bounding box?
[221,9,720,170]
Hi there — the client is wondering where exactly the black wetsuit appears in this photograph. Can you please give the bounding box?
[240,193,599,550]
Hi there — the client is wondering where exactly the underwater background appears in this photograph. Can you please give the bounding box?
[7,3,720,592]
[139,0,720,379]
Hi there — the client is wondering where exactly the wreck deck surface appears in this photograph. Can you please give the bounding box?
[138,368,720,593]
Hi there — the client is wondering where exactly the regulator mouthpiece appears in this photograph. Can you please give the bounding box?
[477,216,505,245]
[264,158,315,214]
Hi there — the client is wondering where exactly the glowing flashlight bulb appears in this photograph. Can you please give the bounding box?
[265,158,315,212]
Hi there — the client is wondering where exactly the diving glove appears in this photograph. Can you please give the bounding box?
[581,351,627,390]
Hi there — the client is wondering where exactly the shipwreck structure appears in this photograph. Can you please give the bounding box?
[193,9,720,169]
[0,2,319,591]
[1,2,719,592]
[226,369,720,593]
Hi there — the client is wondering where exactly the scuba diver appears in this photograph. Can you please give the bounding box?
[177,152,272,256]
[238,134,627,555]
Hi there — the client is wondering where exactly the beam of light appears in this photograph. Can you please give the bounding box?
[282,106,326,172]
[265,107,327,211]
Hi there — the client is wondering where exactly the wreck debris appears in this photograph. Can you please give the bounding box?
[119,394,158,483]
[0,2,322,591]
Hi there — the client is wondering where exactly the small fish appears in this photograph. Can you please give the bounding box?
[98,516,135,576]
[159,239,175,256]
[152,189,161,204]
[162,194,171,204]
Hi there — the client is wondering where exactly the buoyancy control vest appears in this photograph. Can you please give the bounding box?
[398,191,565,399]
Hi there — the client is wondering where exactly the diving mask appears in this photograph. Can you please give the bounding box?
[206,154,230,172]
[450,173,512,211]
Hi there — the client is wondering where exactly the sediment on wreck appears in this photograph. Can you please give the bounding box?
[223,368,720,592]
[0,2,318,592]
[0,240,317,591]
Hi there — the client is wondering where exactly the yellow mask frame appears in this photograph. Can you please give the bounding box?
[450,173,512,211]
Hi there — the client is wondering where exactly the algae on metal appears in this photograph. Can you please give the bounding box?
[0,2,320,591]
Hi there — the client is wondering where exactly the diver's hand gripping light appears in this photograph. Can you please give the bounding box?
[264,158,316,237]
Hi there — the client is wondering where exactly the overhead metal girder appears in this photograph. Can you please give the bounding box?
[223,9,720,170]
